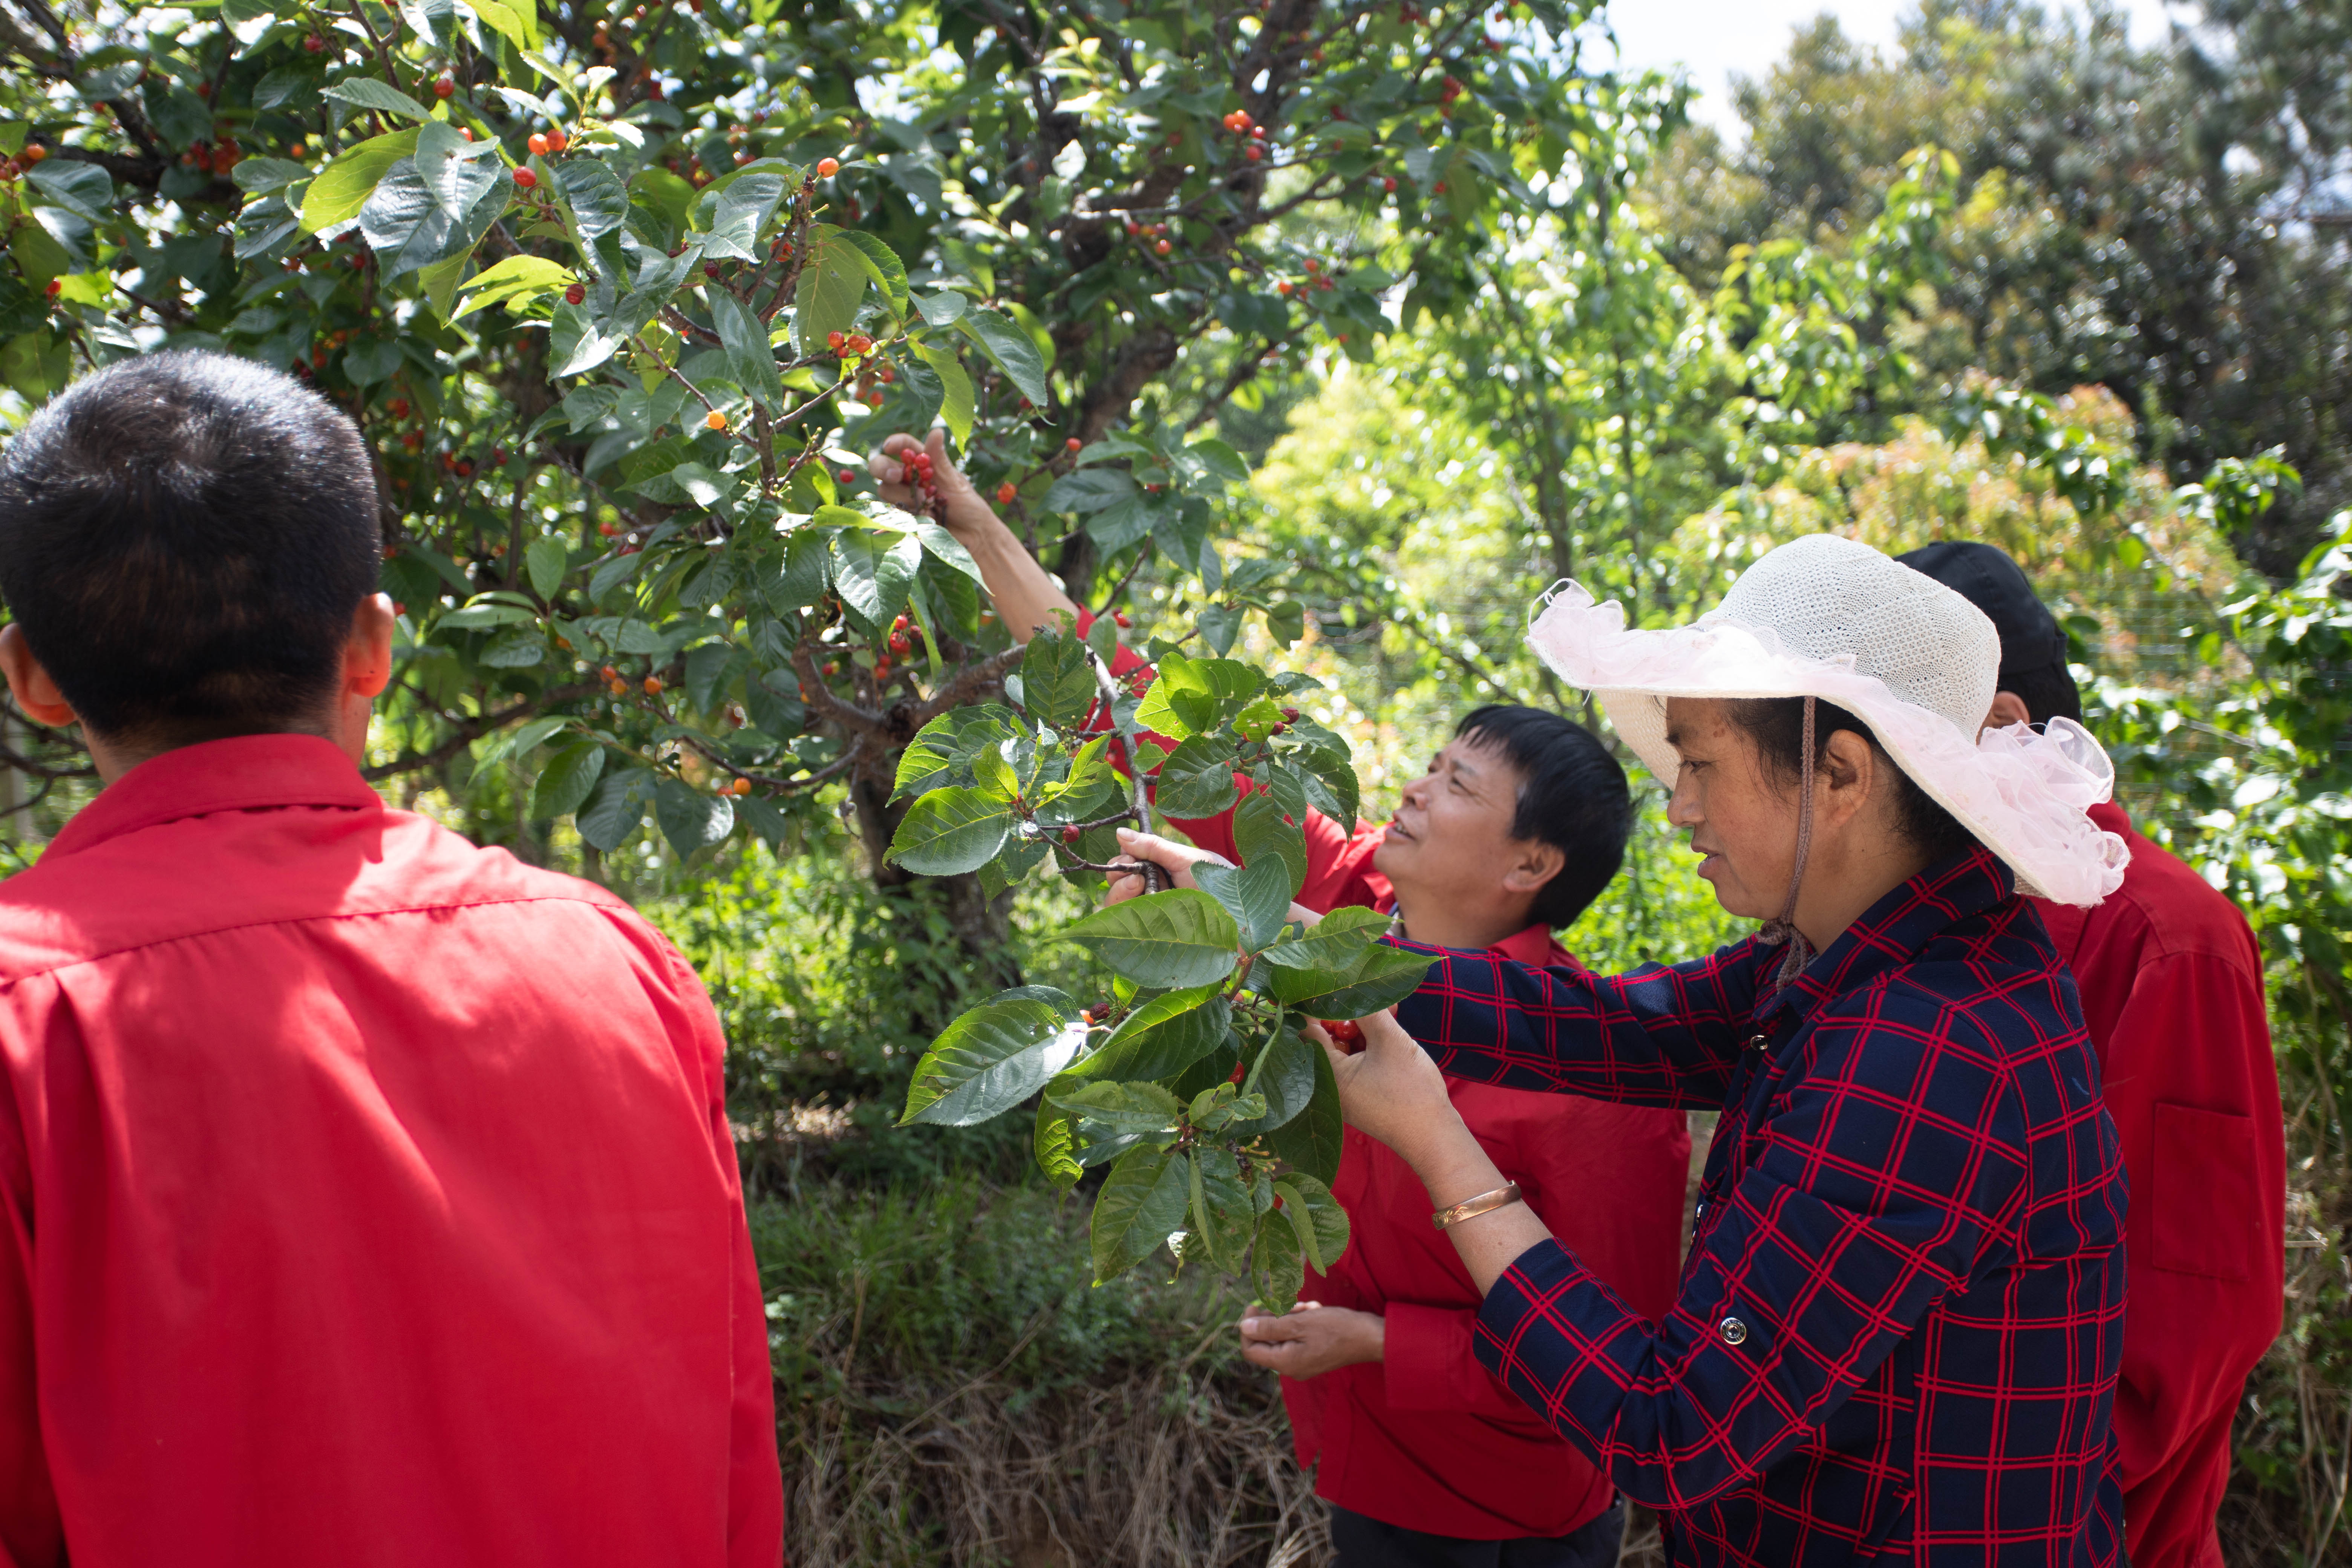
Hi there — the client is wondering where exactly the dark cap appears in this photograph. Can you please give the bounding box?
[1894,541,2067,679]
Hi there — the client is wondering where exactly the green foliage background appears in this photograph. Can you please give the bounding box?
[0,0,2347,1560]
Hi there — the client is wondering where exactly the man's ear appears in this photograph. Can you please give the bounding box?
[0,625,78,728]
[1983,690,2033,733]
[1500,837,1566,899]
[345,594,396,700]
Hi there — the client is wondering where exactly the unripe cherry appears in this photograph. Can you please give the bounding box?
[20,144,44,165]
[704,410,727,430]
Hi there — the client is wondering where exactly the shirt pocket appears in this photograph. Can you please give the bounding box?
[2149,1101,2260,1282]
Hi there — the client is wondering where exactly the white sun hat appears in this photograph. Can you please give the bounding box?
[1528,533,2128,907]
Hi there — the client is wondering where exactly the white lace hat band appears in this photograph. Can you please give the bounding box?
[1528,534,2128,906]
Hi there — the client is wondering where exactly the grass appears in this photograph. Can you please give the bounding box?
[754,1177,1327,1568]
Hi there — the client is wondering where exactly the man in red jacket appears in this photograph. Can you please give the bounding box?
[1899,540,2282,1568]
[872,431,1690,1568]
[0,352,784,1567]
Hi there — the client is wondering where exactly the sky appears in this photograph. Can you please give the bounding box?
[1599,0,2196,135]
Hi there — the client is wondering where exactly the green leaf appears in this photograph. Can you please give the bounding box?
[1048,1078,1184,1136]
[911,340,973,443]
[709,289,784,412]
[556,158,628,240]
[474,714,570,772]
[1133,654,1264,740]
[900,986,1083,1126]
[914,290,967,325]
[1155,735,1240,820]
[525,536,568,599]
[654,777,733,857]
[1090,1146,1190,1283]
[702,171,786,261]
[1068,986,1231,1084]
[1058,889,1239,989]
[1036,1098,1083,1190]
[887,785,1015,875]
[1259,905,1392,974]
[891,705,1022,799]
[530,739,605,818]
[232,157,310,196]
[793,225,869,355]
[454,253,576,318]
[1194,854,1293,954]
[1042,467,1138,514]
[576,766,654,850]
[1293,743,1362,830]
[1271,1174,1350,1276]
[1272,942,1437,1019]
[414,119,501,216]
[1263,1036,1343,1186]
[1252,1204,1306,1311]
[829,526,920,628]
[956,305,1051,407]
[323,77,435,121]
[1233,791,1308,897]
[299,128,420,234]
[467,0,540,52]
[1019,628,1096,727]
[1231,1025,1317,1135]
[836,227,910,313]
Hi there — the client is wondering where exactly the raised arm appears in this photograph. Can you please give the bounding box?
[1389,938,1765,1112]
[870,430,1077,645]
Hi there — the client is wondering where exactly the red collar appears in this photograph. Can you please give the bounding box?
[48,734,383,861]
[2088,798,2131,838]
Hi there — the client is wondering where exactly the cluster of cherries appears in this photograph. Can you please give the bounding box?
[1221,107,1271,164]
[899,446,940,512]
[0,141,43,183]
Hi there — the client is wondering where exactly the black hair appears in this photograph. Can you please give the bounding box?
[2002,661,2083,727]
[0,350,380,744]
[1453,704,1633,929]
[1723,697,1979,864]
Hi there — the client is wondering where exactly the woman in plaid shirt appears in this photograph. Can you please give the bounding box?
[1118,536,2134,1566]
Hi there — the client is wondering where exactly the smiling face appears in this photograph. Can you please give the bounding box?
[1661,697,1805,922]
[1370,731,1563,942]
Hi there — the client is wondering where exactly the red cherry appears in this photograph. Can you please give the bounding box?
[845,333,872,354]
[20,145,44,165]
[1244,145,1263,163]
[995,481,1017,504]
[600,665,619,681]
[1381,175,1398,193]
[1228,1062,1246,1084]
[387,397,410,418]
[1066,437,1082,452]
[1321,1020,1365,1048]
[564,283,585,305]
[44,280,60,299]
[1062,825,1082,844]
[816,156,839,177]
[1113,611,1130,628]
[826,330,846,351]
[303,33,324,51]
[528,133,550,156]
[547,128,569,152]
[1154,238,1171,255]
[433,74,456,98]
[703,262,721,278]
[1277,280,1295,296]
[889,632,911,654]
[512,167,537,188]
[1281,706,1300,722]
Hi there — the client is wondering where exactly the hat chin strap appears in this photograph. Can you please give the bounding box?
[1758,695,1818,992]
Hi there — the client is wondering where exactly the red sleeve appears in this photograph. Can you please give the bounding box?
[1384,1302,1550,1420]
[0,1060,60,1568]
[2100,948,2282,1542]
[660,943,787,1568]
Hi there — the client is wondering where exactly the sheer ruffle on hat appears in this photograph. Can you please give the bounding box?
[1528,534,2128,906]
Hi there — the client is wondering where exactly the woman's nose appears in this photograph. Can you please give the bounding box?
[1666,771,1701,827]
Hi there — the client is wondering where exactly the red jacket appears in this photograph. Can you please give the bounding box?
[2034,801,2283,1568]
[0,736,784,1568]
[1171,805,1690,1540]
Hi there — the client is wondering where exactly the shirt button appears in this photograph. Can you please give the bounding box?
[1718,1315,1749,1346]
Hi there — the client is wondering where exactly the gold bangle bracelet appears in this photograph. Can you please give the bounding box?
[1431,1182,1523,1230]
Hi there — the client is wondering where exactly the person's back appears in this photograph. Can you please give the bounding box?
[0,352,782,1566]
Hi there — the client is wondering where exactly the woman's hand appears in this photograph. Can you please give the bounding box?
[867,429,985,534]
[1309,1010,1467,1171]
[1105,827,1231,903]
[1237,1302,1384,1379]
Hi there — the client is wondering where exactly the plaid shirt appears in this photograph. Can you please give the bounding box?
[1392,848,2128,1566]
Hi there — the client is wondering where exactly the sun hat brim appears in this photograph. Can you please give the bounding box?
[1532,582,2128,906]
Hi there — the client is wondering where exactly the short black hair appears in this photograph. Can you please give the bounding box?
[1893,541,2082,726]
[0,351,380,744]
[1453,704,1633,929]
[1724,696,1979,864]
